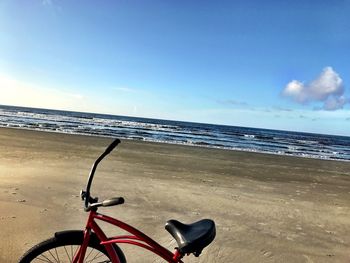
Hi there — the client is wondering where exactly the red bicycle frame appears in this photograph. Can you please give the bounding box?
[73,210,184,263]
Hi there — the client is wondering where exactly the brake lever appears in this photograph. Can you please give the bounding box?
[80,190,86,200]
[80,190,98,203]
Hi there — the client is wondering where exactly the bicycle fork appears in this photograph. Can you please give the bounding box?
[73,211,122,263]
[72,229,92,263]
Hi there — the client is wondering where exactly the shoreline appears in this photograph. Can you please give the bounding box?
[1,126,349,163]
[1,127,350,262]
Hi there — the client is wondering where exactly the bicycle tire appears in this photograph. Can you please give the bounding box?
[18,230,127,263]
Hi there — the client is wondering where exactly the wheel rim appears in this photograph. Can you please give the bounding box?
[31,245,111,263]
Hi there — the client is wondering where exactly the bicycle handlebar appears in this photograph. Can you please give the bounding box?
[83,138,121,210]
[104,138,121,155]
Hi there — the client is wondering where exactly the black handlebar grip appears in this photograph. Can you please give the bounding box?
[104,138,121,155]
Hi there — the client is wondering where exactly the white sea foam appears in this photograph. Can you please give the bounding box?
[0,106,349,162]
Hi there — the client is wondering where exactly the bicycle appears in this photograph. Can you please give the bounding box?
[19,139,216,263]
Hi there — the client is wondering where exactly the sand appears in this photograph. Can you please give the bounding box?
[0,127,350,263]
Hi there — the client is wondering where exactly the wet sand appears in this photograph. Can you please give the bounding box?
[0,127,350,262]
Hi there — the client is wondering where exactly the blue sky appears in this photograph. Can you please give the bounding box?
[0,1,349,136]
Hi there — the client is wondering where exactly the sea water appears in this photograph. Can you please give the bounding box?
[0,105,349,161]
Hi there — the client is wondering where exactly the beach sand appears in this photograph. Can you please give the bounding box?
[0,127,350,262]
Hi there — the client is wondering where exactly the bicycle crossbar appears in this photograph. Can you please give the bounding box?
[86,211,184,263]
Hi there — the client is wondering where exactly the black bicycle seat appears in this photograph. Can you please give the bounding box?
[165,219,216,256]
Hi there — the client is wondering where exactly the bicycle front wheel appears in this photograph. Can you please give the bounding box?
[19,230,126,263]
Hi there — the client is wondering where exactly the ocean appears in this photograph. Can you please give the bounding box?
[0,105,349,161]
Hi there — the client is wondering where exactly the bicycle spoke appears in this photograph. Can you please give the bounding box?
[27,241,112,263]
[30,244,111,263]
[47,249,59,263]
[54,248,60,262]
[63,246,72,262]
[35,253,54,263]
[36,251,57,263]
[44,251,57,263]
[71,245,74,261]
[34,248,67,263]
[84,247,95,262]
[86,250,108,263]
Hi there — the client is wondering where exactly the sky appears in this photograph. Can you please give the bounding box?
[0,0,349,136]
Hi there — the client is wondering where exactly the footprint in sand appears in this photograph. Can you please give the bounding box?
[260,249,274,258]
[0,216,16,220]
[286,233,299,241]
[231,195,240,201]
[10,187,19,195]
[316,224,325,229]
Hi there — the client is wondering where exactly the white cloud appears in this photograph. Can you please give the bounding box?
[323,95,347,111]
[282,67,348,110]
[282,80,306,102]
